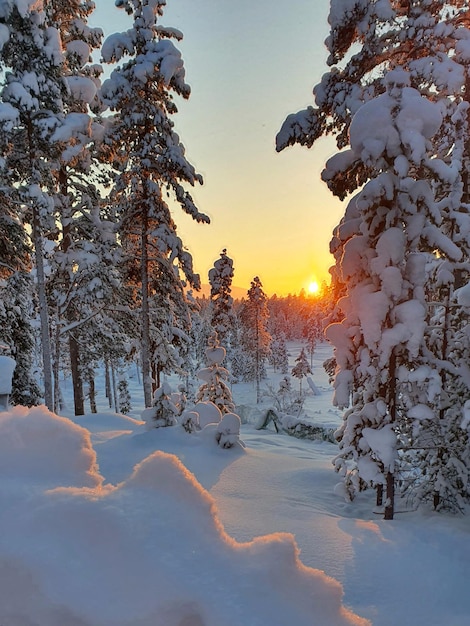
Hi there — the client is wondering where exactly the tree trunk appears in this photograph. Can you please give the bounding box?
[376,484,383,507]
[384,471,395,520]
[105,358,112,407]
[111,360,118,412]
[26,116,53,410]
[384,350,397,520]
[53,320,61,414]
[141,207,153,407]
[32,214,54,410]
[69,333,84,415]
[88,374,97,413]
[58,166,85,414]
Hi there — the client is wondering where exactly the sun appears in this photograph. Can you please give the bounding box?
[308,280,320,295]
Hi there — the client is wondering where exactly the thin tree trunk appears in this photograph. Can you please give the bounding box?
[88,373,97,413]
[376,484,383,507]
[53,319,61,413]
[27,117,53,410]
[384,350,397,520]
[69,334,84,415]
[58,166,85,415]
[32,216,54,410]
[384,471,395,520]
[111,360,118,413]
[104,358,112,407]
[141,207,152,407]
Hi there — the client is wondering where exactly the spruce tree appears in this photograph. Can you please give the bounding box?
[100,0,209,407]
[240,277,271,403]
[0,0,69,409]
[277,1,470,517]
[209,248,235,352]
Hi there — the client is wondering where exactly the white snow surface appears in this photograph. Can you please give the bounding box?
[1,342,470,625]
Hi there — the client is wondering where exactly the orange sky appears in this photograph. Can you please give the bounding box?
[93,0,344,297]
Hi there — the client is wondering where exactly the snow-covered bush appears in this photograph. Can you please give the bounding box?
[196,332,235,414]
[215,412,242,449]
[142,382,178,429]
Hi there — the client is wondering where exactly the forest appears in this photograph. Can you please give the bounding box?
[2,1,470,624]
[1,0,470,525]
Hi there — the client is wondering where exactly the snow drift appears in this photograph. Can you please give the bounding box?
[0,405,368,626]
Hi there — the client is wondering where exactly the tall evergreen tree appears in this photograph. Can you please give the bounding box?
[277,1,470,517]
[0,198,40,405]
[100,0,209,407]
[0,0,71,409]
[46,0,107,414]
[209,248,235,351]
[240,277,271,403]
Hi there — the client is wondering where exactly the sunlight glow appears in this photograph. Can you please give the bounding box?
[308,281,320,295]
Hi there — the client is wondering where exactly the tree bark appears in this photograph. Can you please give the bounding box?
[88,374,97,413]
[141,204,153,407]
[384,350,397,520]
[69,333,84,415]
[32,214,54,410]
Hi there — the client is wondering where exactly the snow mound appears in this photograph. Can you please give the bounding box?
[0,405,102,489]
[73,411,144,433]
[0,407,368,626]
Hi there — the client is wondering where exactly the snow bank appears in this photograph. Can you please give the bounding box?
[0,406,368,626]
[0,405,101,489]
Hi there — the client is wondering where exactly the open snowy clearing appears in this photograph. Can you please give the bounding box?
[1,342,469,625]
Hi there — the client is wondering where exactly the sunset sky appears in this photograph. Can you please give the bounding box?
[92,0,344,296]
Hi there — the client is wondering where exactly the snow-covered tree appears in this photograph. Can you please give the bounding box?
[291,347,312,395]
[277,0,470,517]
[269,332,289,374]
[196,331,235,415]
[100,0,209,407]
[142,381,178,429]
[0,0,70,409]
[0,193,40,405]
[46,0,108,415]
[209,248,235,351]
[239,277,271,403]
[0,272,41,406]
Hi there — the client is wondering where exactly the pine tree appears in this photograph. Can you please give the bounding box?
[240,277,271,403]
[0,0,69,409]
[101,0,209,407]
[291,347,312,395]
[277,1,470,517]
[269,332,289,374]
[46,0,108,415]
[196,331,235,414]
[209,249,235,351]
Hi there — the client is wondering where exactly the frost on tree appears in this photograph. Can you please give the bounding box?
[142,381,178,429]
[239,277,272,403]
[278,0,470,516]
[0,0,68,410]
[100,0,209,408]
[209,249,235,352]
[291,347,312,394]
[196,331,235,415]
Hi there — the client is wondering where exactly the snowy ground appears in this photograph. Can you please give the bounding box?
[1,342,469,625]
